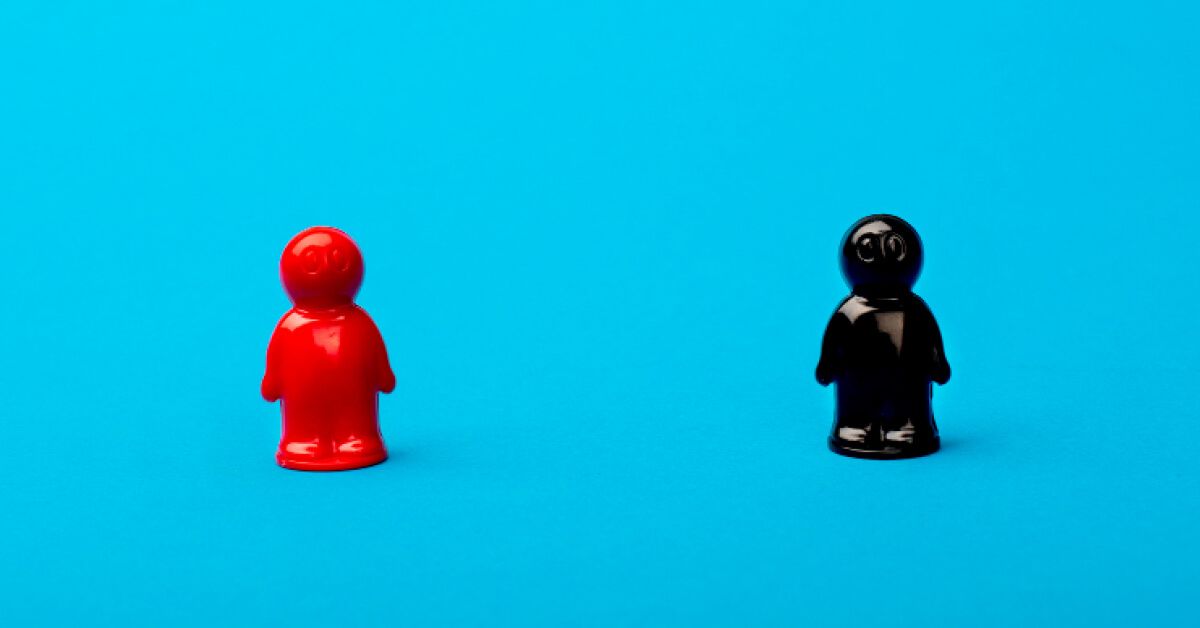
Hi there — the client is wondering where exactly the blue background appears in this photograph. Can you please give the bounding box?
[1,1,1197,626]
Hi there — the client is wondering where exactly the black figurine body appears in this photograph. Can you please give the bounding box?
[816,215,950,459]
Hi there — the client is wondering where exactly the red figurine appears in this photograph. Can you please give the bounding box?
[261,227,396,471]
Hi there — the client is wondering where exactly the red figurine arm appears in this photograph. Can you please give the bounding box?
[372,320,396,394]
[261,323,285,402]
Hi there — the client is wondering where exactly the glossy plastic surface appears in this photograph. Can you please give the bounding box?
[262,227,396,471]
[816,215,950,459]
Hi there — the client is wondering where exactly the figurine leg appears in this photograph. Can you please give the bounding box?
[329,404,387,471]
[881,417,940,459]
[332,436,388,470]
[277,436,339,470]
[828,415,887,458]
[277,406,339,471]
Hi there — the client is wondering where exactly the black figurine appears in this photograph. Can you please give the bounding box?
[816,215,950,459]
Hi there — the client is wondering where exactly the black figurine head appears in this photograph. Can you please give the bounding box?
[839,214,924,294]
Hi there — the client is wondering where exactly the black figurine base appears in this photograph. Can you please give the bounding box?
[828,436,940,460]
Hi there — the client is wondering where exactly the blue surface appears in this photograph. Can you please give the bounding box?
[1,1,1198,626]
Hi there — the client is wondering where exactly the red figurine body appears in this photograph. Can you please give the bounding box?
[262,227,395,471]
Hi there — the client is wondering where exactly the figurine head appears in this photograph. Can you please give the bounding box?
[839,214,923,294]
[280,226,365,307]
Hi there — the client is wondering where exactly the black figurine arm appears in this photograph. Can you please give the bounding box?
[815,309,847,386]
[907,295,950,384]
[926,304,951,385]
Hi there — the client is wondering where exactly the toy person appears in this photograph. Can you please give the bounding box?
[262,227,395,471]
[816,215,950,459]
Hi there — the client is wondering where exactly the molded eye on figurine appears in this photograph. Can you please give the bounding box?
[301,247,324,274]
[329,247,352,273]
[856,235,878,263]
[884,232,907,262]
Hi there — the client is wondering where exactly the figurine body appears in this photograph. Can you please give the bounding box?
[817,215,949,459]
[262,227,395,471]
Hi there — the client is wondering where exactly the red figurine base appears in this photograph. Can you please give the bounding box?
[276,448,388,472]
[262,226,396,472]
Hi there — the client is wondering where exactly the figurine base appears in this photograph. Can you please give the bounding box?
[276,450,388,472]
[828,437,939,460]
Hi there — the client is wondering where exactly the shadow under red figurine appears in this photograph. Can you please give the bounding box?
[262,226,395,471]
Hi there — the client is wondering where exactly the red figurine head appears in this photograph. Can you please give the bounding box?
[280,226,365,308]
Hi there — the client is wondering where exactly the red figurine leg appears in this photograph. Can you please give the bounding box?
[331,402,387,470]
[276,404,339,470]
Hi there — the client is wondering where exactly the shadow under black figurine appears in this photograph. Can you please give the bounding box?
[816,215,950,459]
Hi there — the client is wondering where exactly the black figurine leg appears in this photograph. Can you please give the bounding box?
[828,416,889,459]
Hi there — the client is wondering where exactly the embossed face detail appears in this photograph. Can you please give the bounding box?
[855,229,908,264]
[280,227,365,306]
[840,215,923,293]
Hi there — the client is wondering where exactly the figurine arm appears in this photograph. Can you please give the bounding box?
[929,318,950,385]
[371,319,396,395]
[261,325,285,402]
[816,312,847,386]
[916,298,951,385]
[378,350,396,394]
